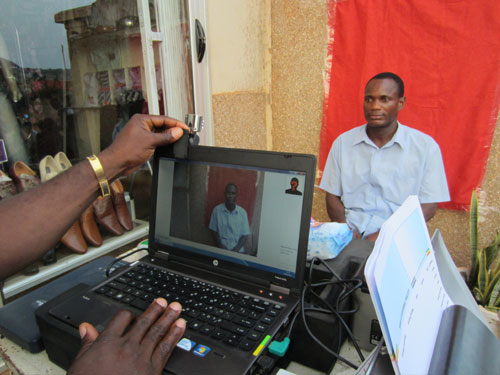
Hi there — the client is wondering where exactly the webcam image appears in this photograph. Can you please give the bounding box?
[155,157,306,276]
[169,163,261,257]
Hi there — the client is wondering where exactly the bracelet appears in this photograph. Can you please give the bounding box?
[87,155,111,197]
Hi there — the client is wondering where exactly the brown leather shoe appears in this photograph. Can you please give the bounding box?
[111,179,133,231]
[0,169,17,200]
[61,221,88,254]
[10,161,40,192]
[80,205,103,247]
[93,195,124,236]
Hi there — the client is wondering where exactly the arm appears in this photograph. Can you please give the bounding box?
[325,193,346,223]
[232,234,249,252]
[68,298,186,375]
[211,230,224,249]
[421,202,438,222]
[363,204,437,241]
[0,114,189,279]
[364,231,379,242]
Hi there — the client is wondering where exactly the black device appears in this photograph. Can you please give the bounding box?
[37,138,316,375]
[284,239,374,372]
[0,256,127,353]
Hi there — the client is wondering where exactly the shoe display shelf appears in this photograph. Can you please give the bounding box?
[0,198,148,306]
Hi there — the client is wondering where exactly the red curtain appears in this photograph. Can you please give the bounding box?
[320,0,500,210]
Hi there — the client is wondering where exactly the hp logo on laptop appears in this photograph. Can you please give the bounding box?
[213,259,219,267]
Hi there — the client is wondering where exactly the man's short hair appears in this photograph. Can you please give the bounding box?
[367,72,404,98]
[225,183,237,192]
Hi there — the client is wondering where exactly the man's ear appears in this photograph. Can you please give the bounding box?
[398,96,406,111]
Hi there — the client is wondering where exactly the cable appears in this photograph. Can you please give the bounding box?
[309,288,365,361]
[311,257,365,360]
[105,248,145,277]
[285,306,333,338]
[300,282,359,370]
[298,257,366,370]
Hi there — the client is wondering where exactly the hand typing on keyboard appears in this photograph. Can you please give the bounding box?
[67,298,186,375]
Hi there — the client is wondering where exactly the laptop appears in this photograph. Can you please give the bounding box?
[47,142,316,374]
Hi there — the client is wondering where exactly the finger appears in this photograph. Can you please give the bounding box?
[145,115,190,131]
[150,127,185,148]
[73,322,100,360]
[140,302,182,354]
[80,322,99,342]
[98,309,136,340]
[126,298,168,343]
[151,318,186,372]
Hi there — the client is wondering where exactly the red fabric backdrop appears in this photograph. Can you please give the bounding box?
[320,0,500,210]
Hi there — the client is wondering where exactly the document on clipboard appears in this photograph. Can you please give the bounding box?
[364,195,500,375]
[364,196,453,375]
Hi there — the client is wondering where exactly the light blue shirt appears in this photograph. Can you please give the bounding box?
[320,123,450,236]
[209,203,251,250]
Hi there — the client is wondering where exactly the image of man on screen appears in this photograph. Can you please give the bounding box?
[285,177,302,196]
[209,183,251,253]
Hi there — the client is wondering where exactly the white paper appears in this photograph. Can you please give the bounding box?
[365,196,453,375]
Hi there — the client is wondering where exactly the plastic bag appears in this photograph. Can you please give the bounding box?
[307,218,353,260]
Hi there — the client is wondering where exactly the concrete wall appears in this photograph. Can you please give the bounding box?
[206,0,500,267]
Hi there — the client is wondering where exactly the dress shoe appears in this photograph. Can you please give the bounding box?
[61,221,88,254]
[39,154,88,254]
[80,205,103,247]
[93,196,125,236]
[111,179,133,231]
[0,169,17,200]
[10,161,40,192]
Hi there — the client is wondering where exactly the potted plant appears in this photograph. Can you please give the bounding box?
[468,189,500,339]
[468,189,500,309]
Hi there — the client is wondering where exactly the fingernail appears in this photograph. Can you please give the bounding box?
[79,325,87,339]
[171,127,183,139]
[169,302,181,312]
[155,298,167,308]
[175,318,186,329]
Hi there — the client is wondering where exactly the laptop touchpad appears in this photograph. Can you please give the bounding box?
[49,293,121,333]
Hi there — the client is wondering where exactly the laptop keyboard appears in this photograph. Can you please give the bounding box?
[94,263,283,352]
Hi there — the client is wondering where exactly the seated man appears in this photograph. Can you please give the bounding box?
[209,183,251,252]
[320,72,450,241]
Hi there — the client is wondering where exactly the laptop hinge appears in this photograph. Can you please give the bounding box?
[270,284,290,296]
[152,251,170,262]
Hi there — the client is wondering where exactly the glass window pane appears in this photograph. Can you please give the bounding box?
[0,0,182,167]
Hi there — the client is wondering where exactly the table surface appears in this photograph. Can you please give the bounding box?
[0,333,367,375]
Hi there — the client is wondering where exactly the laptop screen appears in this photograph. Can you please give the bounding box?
[149,145,316,292]
[154,157,306,278]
